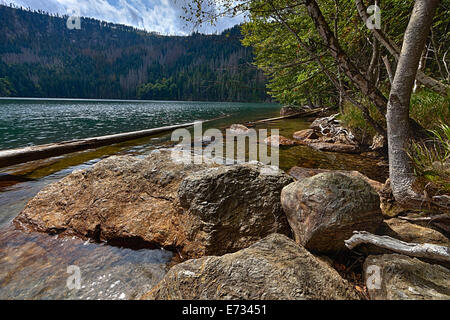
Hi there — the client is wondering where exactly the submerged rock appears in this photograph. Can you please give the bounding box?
[227,124,250,134]
[292,129,319,143]
[15,150,292,259]
[264,135,299,147]
[178,164,293,257]
[281,172,383,253]
[364,254,450,300]
[144,234,360,300]
[307,142,360,154]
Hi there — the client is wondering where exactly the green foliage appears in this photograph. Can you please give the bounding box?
[0,77,16,96]
[410,89,450,129]
[239,0,448,114]
[408,123,450,194]
[0,5,268,102]
[241,1,338,108]
[339,101,375,137]
[137,78,177,100]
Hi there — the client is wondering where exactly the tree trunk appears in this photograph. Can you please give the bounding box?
[387,0,440,206]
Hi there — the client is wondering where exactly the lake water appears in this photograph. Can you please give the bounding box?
[0,98,388,299]
[0,98,280,150]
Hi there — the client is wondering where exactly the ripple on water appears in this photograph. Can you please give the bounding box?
[0,226,173,300]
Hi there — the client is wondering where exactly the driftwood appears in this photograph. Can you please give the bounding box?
[344,231,450,262]
[247,107,327,125]
[0,120,214,168]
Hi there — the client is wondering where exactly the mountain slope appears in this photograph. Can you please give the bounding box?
[0,4,268,101]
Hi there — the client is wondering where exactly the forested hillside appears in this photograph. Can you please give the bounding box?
[0,4,268,101]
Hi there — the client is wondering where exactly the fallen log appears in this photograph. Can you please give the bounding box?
[344,231,450,262]
[0,120,210,168]
[246,108,327,125]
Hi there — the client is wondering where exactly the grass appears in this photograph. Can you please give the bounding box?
[410,89,450,129]
[338,100,384,144]
[407,122,450,195]
[339,89,449,144]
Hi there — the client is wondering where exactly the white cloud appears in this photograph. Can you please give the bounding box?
[4,0,242,35]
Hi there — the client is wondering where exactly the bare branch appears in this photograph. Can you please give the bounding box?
[345,231,450,262]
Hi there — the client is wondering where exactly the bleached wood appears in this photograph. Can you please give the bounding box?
[344,231,450,262]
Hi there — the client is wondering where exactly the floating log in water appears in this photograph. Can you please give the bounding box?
[0,120,207,168]
[246,107,328,125]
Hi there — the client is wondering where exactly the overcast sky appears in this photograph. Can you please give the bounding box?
[2,0,243,35]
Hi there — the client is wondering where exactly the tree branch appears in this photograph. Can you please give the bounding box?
[345,231,450,262]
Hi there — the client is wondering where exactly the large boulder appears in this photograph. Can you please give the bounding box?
[288,166,383,193]
[178,164,293,257]
[364,254,450,300]
[281,172,383,252]
[15,150,293,259]
[144,234,361,300]
[14,150,213,255]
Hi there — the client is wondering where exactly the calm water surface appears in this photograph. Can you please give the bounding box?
[0,99,387,299]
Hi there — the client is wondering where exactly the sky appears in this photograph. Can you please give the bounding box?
[1,0,243,35]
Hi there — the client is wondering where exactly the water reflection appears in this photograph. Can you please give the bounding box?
[0,226,172,300]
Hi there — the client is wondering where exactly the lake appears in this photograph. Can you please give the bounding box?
[0,98,281,150]
[0,98,388,299]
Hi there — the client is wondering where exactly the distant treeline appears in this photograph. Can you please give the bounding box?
[0,4,269,102]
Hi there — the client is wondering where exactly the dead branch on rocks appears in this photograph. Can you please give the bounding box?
[344,231,450,262]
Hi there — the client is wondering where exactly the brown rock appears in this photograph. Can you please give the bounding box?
[364,254,450,300]
[292,129,319,142]
[288,166,383,193]
[15,150,293,259]
[281,172,383,252]
[380,218,450,247]
[144,234,361,300]
[14,150,212,255]
[227,124,250,134]
[264,135,298,147]
[307,142,360,154]
[177,164,293,257]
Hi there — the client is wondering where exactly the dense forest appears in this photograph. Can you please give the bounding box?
[0,4,268,102]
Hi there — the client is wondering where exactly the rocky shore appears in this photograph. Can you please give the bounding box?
[12,141,449,300]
